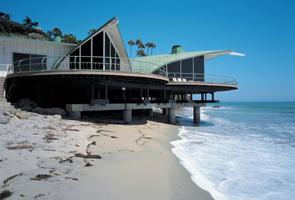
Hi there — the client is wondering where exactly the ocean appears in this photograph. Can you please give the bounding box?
[171,102,295,200]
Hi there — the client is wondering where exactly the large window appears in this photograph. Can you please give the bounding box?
[165,56,204,81]
[13,53,46,72]
[69,31,120,71]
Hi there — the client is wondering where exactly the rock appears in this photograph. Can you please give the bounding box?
[65,177,79,181]
[0,110,10,124]
[43,132,58,143]
[16,98,37,111]
[30,174,52,181]
[59,157,73,164]
[84,162,93,167]
[32,107,66,116]
[0,190,12,199]
[14,112,27,119]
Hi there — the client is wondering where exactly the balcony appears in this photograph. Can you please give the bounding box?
[8,56,237,87]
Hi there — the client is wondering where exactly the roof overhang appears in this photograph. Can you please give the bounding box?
[132,50,245,73]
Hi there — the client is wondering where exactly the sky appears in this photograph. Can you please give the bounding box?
[1,0,295,101]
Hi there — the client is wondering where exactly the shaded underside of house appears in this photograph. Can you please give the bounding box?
[4,70,237,108]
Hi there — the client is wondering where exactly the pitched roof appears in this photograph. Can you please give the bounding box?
[131,50,241,73]
[55,17,131,71]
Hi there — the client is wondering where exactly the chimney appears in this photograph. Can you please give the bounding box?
[171,45,184,54]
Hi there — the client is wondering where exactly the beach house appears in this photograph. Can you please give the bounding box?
[1,17,242,124]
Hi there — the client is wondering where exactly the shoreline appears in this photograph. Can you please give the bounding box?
[0,102,213,200]
[171,126,226,200]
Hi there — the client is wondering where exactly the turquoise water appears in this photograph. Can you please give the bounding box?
[171,102,295,200]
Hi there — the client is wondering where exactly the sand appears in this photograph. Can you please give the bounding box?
[0,101,213,200]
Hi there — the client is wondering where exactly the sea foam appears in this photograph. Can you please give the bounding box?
[171,103,295,200]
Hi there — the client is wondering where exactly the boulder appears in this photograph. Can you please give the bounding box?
[32,107,67,116]
[17,98,37,111]
[0,109,10,124]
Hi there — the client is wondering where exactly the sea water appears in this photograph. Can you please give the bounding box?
[171,102,295,200]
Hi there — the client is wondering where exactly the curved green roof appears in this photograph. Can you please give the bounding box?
[131,50,235,74]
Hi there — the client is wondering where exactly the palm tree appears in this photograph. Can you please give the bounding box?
[145,42,152,56]
[127,40,135,57]
[137,42,145,57]
[150,42,156,55]
[138,43,145,50]
[136,49,146,57]
[51,27,62,37]
[135,39,142,46]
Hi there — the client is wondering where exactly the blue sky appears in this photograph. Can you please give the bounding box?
[2,0,295,101]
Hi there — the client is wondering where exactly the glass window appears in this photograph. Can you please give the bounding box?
[13,53,46,72]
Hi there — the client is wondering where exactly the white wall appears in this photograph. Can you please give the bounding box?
[0,36,75,71]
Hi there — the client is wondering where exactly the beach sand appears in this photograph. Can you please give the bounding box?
[0,102,213,200]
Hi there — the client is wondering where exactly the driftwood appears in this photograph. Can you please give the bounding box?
[74,153,101,159]
[30,174,52,181]
[0,190,12,199]
[2,173,23,187]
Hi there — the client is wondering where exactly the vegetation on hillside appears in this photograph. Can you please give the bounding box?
[0,12,79,44]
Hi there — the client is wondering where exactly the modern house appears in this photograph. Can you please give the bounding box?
[1,17,243,124]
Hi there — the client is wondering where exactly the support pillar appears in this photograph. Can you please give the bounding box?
[90,84,94,101]
[123,109,132,123]
[148,109,153,117]
[69,111,81,120]
[168,107,176,124]
[193,106,201,124]
[162,108,168,116]
[211,93,215,101]
[105,85,108,99]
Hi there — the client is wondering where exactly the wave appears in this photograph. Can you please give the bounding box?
[171,104,295,200]
[171,127,228,200]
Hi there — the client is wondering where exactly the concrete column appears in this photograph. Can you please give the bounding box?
[148,109,153,117]
[97,87,101,99]
[168,107,176,124]
[211,93,215,101]
[123,109,132,123]
[69,111,81,120]
[105,85,108,99]
[193,106,201,124]
[162,108,167,116]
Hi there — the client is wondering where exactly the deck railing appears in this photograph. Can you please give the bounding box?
[10,56,166,76]
[9,56,237,86]
[168,72,238,86]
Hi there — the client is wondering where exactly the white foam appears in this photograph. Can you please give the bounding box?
[171,127,228,200]
[171,107,295,200]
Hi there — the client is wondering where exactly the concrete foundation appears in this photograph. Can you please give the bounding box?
[69,111,81,120]
[66,102,203,125]
[123,109,132,123]
[168,107,176,124]
[193,106,201,124]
